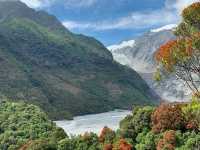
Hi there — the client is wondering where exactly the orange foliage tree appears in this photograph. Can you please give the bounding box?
[156,130,176,150]
[99,126,116,143]
[155,2,200,94]
[151,104,185,133]
[114,139,132,150]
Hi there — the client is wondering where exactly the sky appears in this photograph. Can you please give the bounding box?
[19,0,199,46]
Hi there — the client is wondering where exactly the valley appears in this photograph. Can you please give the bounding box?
[0,1,200,150]
[0,1,158,120]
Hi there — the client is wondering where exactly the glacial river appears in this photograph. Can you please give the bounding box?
[55,110,131,136]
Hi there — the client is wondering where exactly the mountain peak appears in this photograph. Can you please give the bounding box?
[0,0,69,33]
[107,40,135,51]
[151,24,177,33]
[0,0,25,7]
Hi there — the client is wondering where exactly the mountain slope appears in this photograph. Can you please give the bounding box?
[108,29,176,73]
[0,1,157,119]
[108,26,191,101]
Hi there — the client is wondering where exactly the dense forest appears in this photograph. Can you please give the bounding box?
[1,100,199,150]
[1,1,200,150]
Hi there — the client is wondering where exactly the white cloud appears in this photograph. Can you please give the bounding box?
[19,0,97,8]
[63,9,178,30]
[19,0,56,8]
[63,0,199,31]
[20,0,43,8]
[18,0,199,30]
[166,0,199,14]
[64,0,97,8]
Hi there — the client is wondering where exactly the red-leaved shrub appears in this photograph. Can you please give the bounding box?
[99,126,115,143]
[103,144,113,150]
[156,130,176,150]
[114,139,132,150]
[151,103,185,133]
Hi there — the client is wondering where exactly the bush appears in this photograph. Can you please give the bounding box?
[151,104,185,133]
[156,130,176,150]
[58,138,75,150]
[19,139,57,150]
[99,127,116,144]
[0,101,67,149]
[103,144,113,150]
[182,2,200,29]
[135,130,158,150]
[113,139,132,150]
[182,98,200,131]
[58,132,102,150]
[120,106,154,139]
[176,132,200,150]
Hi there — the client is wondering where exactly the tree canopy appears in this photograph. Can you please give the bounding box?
[155,2,200,94]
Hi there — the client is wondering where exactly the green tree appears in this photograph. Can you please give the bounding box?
[0,101,67,150]
[119,106,154,140]
[135,130,158,150]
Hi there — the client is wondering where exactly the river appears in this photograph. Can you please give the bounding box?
[55,110,131,136]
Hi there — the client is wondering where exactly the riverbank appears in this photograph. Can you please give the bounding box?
[55,110,131,135]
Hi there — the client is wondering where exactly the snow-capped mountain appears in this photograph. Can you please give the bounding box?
[150,24,177,33]
[108,25,191,101]
[108,40,135,51]
[108,27,176,73]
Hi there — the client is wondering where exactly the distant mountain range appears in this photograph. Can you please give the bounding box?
[108,24,191,101]
[0,1,158,119]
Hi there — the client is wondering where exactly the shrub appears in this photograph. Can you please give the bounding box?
[52,128,68,141]
[156,130,176,150]
[19,139,57,150]
[176,132,200,150]
[58,138,75,150]
[151,104,185,133]
[99,127,116,144]
[75,132,101,150]
[113,139,132,150]
[103,144,113,150]
[182,98,200,131]
[163,130,176,145]
[120,106,154,139]
[135,130,157,150]
[182,2,200,29]
[0,101,67,149]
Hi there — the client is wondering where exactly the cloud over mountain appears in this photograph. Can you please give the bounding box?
[62,0,198,31]
[19,0,97,8]
[15,0,200,45]
[17,0,198,31]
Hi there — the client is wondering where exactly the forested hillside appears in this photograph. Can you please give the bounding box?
[0,1,157,119]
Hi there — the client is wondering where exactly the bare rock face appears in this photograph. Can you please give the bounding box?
[108,26,191,101]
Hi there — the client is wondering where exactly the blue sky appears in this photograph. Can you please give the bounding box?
[20,0,198,46]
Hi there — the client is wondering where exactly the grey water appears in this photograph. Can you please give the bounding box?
[55,110,131,136]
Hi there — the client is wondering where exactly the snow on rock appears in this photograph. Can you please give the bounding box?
[151,24,177,33]
[111,52,131,66]
[108,40,135,51]
[108,26,192,102]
